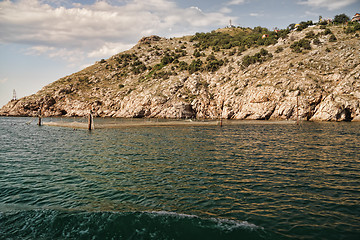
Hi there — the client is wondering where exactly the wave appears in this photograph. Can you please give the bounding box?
[0,208,270,239]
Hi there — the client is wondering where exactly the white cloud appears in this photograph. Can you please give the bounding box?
[26,46,55,55]
[0,0,231,65]
[190,6,204,13]
[25,45,86,66]
[298,0,358,10]
[88,42,134,58]
[249,13,263,17]
[220,7,232,14]
[227,0,246,5]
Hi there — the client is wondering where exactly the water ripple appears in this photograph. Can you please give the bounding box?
[0,118,359,239]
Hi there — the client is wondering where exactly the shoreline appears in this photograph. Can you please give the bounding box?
[42,118,297,129]
[2,116,359,130]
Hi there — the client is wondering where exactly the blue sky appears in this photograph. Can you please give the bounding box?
[1,0,359,107]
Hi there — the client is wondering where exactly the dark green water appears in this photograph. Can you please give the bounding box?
[0,117,359,239]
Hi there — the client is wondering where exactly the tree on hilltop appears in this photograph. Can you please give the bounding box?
[333,14,350,24]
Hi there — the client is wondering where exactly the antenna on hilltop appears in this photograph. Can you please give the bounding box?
[12,89,16,101]
[228,19,235,28]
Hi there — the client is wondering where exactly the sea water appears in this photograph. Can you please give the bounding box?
[0,117,359,239]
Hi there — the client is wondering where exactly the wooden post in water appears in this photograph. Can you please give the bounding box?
[219,100,224,127]
[38,107,42,126]
[88,113,91,130]
[296,95,299,125]
[88,110,93,131]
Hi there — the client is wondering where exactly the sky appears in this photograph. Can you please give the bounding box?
[1,0,359,107]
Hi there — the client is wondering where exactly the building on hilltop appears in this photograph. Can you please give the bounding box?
[294,23,300,30]
[351,13,360,23]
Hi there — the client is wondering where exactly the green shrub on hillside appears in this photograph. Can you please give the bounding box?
[242,48,273,67]
[115,53,139,69]
[175,48,187,56]
[131,63,147,75]
[193,49,201,58]
[275,46,284,53]
[345,22,360,34]
[161,55,174,65]
[145,63,165,78]
[190,27,289,51]
[290,38,311,53]
[305,31,315,39]
[178,61,189,71]
[296,21,313,31]
[259,48,269,56]
[324,28,332,35]
[206,54,216,61]
[188,59,203,74]
[205,58,224,72]
[313,38,321,45]
[329,34,337,42]
[132,60,143,67]
[118,53,138,62]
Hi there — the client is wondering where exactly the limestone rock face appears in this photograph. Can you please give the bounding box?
[311,95,350,121]
[1,25,360,121]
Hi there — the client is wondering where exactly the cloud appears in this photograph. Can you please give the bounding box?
[26,46,56,55]
[249,13,263,17]
[0,0,231,64]
[87,42,135,58]
[25,45,86,66]
[227,0,246,5]
[220,7,232,14]
[298,0,358,10]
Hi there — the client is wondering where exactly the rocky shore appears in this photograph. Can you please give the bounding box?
[1,25,359,121]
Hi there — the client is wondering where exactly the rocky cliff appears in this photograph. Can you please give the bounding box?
[1,24,360,121]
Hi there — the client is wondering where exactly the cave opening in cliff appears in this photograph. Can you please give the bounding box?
[337,108,353,122]
[343,108,353,122]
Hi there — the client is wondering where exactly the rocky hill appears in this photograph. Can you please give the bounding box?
[1,23,360,121]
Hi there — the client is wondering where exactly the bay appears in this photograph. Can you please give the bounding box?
[0,117,359,239]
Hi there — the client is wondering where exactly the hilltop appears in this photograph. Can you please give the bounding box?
[1,22,360,121]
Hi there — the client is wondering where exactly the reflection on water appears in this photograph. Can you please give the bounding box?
[0,117,359,239]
